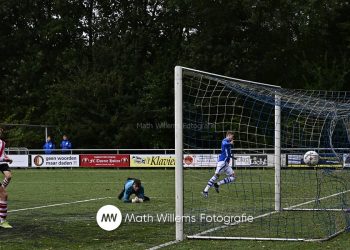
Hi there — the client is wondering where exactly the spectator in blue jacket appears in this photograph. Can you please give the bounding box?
[43,136,55,154]
[60,135,72,153]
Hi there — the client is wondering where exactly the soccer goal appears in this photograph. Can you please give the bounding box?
[174,66,350,242]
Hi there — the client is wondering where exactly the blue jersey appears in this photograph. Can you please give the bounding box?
[60,140,72,151]
[43,141,55,154]
[122,179,145,203]
[218,138,233,162]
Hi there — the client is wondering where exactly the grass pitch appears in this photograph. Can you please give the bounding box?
[0,169,349,249]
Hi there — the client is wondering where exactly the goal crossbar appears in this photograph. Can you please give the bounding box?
[181,66,282,89]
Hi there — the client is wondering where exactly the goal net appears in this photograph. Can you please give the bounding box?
[174,66,350,241]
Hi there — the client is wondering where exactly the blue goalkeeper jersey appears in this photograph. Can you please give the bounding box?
[218,138,233,163]
[122,179,145,203]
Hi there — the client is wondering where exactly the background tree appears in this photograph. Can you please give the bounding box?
[0,0,349,148]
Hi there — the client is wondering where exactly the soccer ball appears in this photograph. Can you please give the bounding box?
[303,151,319,166]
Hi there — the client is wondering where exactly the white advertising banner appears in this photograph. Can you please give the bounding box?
[187,154,218,168]
[183,154,269,168]
[183,155,196,167]
[234,155,251,166]
[7,155,29,168]
[31,154,79,168]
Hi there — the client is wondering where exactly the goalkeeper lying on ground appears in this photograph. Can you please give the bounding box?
[118,178,150,203]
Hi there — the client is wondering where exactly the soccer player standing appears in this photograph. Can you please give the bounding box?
[0,128,13,228]
[202,131,236,198]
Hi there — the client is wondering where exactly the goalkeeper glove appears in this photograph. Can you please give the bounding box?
[131,197,144,203]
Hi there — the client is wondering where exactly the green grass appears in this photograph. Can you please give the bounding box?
[0,169,349,250]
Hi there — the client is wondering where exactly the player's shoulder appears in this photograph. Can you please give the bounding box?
[222,138,229,144]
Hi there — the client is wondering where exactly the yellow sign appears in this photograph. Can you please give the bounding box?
[130,154,175,167]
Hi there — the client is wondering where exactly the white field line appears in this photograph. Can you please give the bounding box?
[283,208,346,212]
[285,189,350,210]
[8,195,177,250]
[8,196,168,214]
[12,170,176,172]
[14,181,280,184]
[14,182,123,184]
[149,188,350,249]
[192,210,279,236]
[8,197,113,213]
[191,188,350,237]
[147,240,181,250]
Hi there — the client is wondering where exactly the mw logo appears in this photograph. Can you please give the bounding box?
[101,213,119,222]
[96,205,122,231]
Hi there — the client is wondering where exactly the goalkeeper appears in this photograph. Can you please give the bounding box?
[118,178,150,203]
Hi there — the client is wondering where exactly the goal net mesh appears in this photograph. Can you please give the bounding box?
[181,68,350,241]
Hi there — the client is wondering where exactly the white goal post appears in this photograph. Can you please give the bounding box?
[175,66,282,241]
[175,66,184,241]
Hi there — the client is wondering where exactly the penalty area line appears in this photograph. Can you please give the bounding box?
[147,240,181,250]
[188,188,350,239]
[8,196,113,213]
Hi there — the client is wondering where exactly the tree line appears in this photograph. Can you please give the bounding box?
[1,0,349,149]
